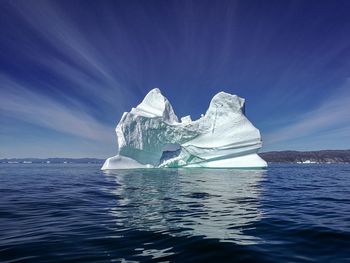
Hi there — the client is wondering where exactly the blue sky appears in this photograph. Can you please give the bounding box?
[1,0,350,158]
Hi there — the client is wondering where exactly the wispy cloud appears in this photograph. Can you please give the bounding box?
[1,0,349,156]
[11,0,116,83]
[0,76,113,141]
[265,80,350,146]
[5,0,139,112]
[0,0,138,145]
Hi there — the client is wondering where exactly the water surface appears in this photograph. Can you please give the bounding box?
[0,164,349,262]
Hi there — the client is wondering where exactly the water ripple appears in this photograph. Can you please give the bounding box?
[0,163,349,262]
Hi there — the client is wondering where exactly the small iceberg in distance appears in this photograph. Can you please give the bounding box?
[102,88,267,170]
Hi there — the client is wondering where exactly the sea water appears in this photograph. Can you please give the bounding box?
[0,163,349,262]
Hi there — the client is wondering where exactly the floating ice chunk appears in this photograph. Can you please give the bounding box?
[102,88,267,170]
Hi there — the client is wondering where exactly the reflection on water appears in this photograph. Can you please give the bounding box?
[1,164,350,262]
[104,168,265,244]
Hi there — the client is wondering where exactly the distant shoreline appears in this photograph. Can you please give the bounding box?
[259,150,350,164]
[1,150,350,164]
[0,158,104,164]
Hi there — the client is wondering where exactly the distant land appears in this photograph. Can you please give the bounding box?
[0,158,104,164]
[1,150,350,164]
[260,150,350,164]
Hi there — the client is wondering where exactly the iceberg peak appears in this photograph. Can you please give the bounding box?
[206,91,245,118]
[131,88,178,123]
[102,88,267,170]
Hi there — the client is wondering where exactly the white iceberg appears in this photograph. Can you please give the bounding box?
[102,88,267,170]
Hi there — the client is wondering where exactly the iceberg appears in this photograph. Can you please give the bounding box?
[102,88,267,170]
